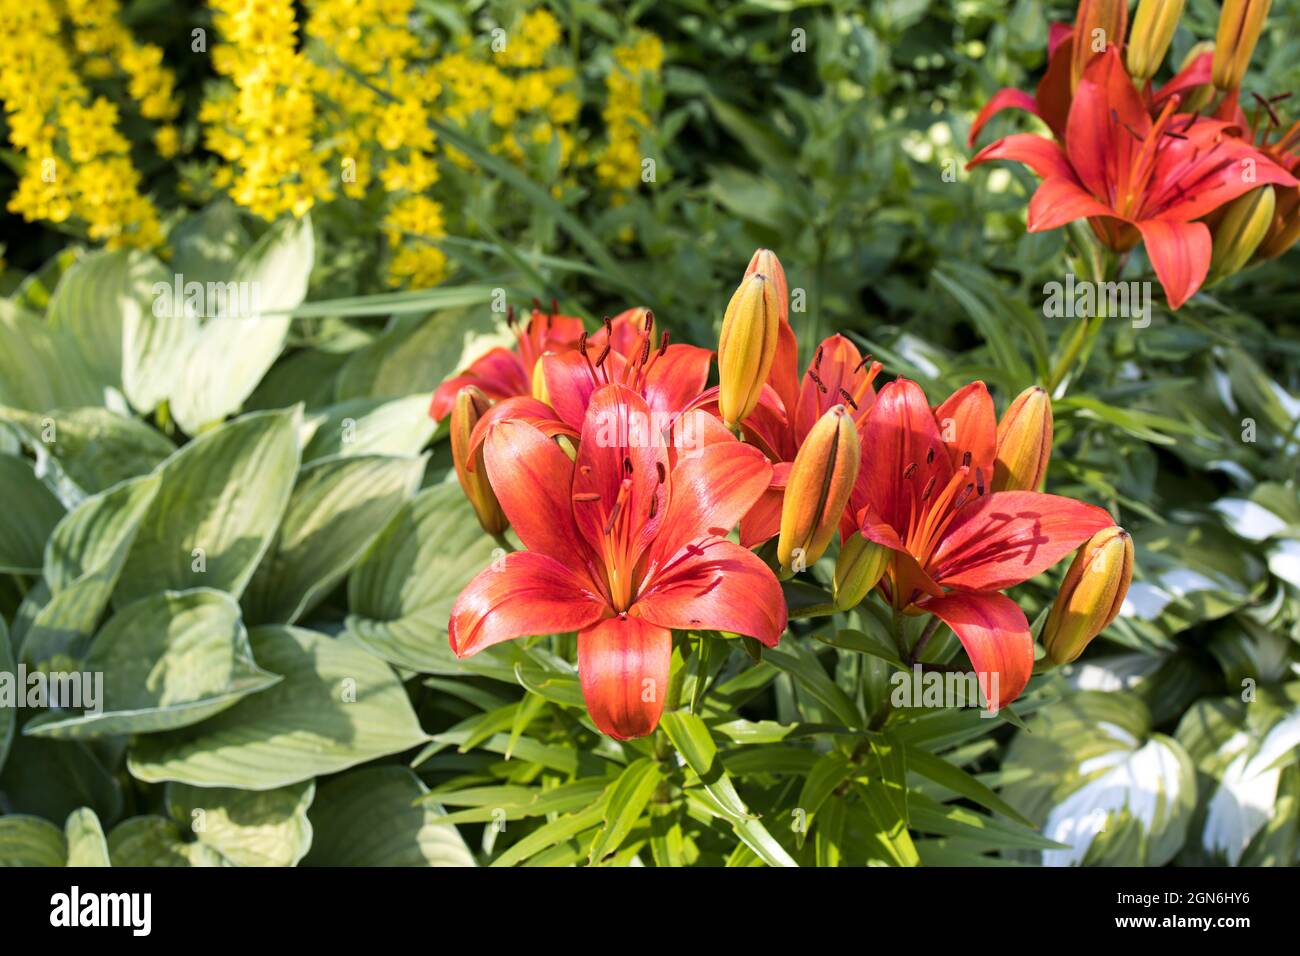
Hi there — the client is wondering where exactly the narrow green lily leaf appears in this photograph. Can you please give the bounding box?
[588,758,663,864]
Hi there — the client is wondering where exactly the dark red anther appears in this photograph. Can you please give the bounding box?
[808,369,828,393]
[657,331,669,357]
[648,495,658,519]
[655,461,666,483]
[952,483,975,510]
[640,333,652,366]
[975,467,985,496]
[961,450,971,468]
[903,462,918,479]
[578,330,588,353]
[604,499,624,535]
[595,341,611,367]
[925,447,935,465]
[854,354,874,373]
[532,297,543,312]
[1253,91,1282,127]
[506,305,516,328]
[814,345,824,370]
[838,388,858,410]
[920,475,936,501]
[643,310,654,332]
[624,456,633,476]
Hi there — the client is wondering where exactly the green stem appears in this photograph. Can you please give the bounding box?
[491,533,517,554]
[908,616,942,665]
[788,602,837,620]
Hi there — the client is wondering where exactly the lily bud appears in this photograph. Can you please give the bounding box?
[1176,42,1217,111]
[1213,0,1271,92]
[1256,185,1300,260]
[1126,0,1185,81]
[744,249,789,325]
[1071,0,1128,92]
[777,405,859,573]
[1043,527,1134,665]
[833,533,890,610]
[717,271,781,428]
[451,386,509,536]
[1209,185,1276,282]
[992,386,1053,493]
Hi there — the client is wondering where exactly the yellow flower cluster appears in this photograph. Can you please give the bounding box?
[58,0,182,157]
[383,195,448,288]
[0,0,162,246]
[204,0,332,220]
[597,33,663,191]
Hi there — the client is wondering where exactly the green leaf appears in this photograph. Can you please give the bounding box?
[106,817,228,866]
[0,454,65,574]
[301,395,437,462]
[764,646,864,729]
[243,454,425,624]
[0,732,123,825]
[21,473,160,668]
[0,299,103,410]
[165,781,314,867]
[169,215,314,433]
[64,807,111,866]
[24,589,280,739]
[0,815,67,866]
[127,625,429,789]
[795,752,854,847]
[304,766,475,867]
[588,758,663,864]
[115,407,301,606]
[0,616,13,775]
[489,802,608,868]
[345,481,499,672]
[905,744,1036,828]
[0,406,175,496]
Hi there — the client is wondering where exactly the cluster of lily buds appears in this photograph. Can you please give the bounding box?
[432,249,1135,736]
[969,0,1300,308]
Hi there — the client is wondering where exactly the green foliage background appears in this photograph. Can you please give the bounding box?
[1,0,1298,866]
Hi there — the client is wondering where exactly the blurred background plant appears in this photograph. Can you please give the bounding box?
[0,0,1298,867]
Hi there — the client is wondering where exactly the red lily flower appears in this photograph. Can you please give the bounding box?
[734,334,883,548]
[449,383,787,740]
[848,379,1113,709]
[968,19,1213,149]
[542,308,714,435]
[429,303,585,421]
[969,48,1298,308]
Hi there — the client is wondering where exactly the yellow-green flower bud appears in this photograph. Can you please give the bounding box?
[1210,185,1276,282]
[717,271,781,428]
[833,533,891,610]
[777,405,859,573]
[992,386,1053,493]
[1213,0,1272,92]
[1126,0,1185,81]
[1043,527,1134,665]
[451,386,509,536]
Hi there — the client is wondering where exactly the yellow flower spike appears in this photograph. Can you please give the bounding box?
[777,405,860,574]
[833,533,891,611]
[1126,0,1185,81]
[717,271,781,428]
[1213,0,1272,92]
[1071,0,1128,92]
[451,386,509,536]
[992,386,1053,493]
[1209,185,1276,282]
[743,248,789,325]
[1043,527,1134,665]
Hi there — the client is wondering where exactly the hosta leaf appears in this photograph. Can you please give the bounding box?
[114,407,300,607]
[1003,692,1195,865]
[335,308,506,402]
[243,453,425,625]
[21,473,160,668]
[169,215,314,434]
[0,732,123,825]
[165,781,314,867]
[301,395,438,462]
[304,766,475,867]
[106,817,229,867]
[127,625,428,789]
[64,807,111,866]
[0,616,14,775]
[0,454,64,574]
[0,815,67,866]
[24,589,279,739]
[0,407,174,496]
[0,299,103,410]
[345,481,498,672]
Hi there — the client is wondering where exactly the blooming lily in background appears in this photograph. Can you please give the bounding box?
[449,384,786,739]
[970,49,1297,308]
[847,378,1115,708]
[429,302,585,421]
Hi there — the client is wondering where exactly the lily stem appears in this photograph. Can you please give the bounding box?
[491,533,517,554]
[788,602,837,620]
[908,616,943,666]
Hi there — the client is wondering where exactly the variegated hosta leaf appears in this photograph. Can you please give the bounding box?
[0,299,104,411]
[164,781,314,867]
[113,407,301,607]
[169,214,314,434]
[304,766,475,867]
[0,617,14,777]
[24,589,280,739]
[242,453,426,626]
[106,817,229,867]
[64,808,111,866]
[344,481,500,673]
[300,395,438,462]
[1175,687,1300,865]
[0,454,64,574]
[1003,691,1195,866]
[127,625,429,790]
[0,815,67,866]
